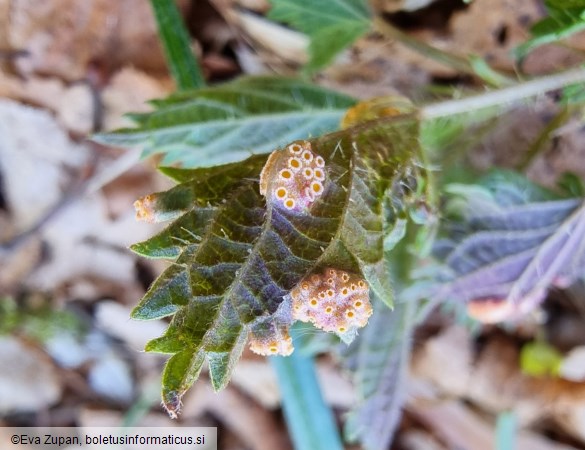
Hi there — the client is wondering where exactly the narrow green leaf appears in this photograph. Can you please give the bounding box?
[150,0,205,90]
[268,0,370,72]
[93,77,356,168]
[468,55,515,88]
[514,4,585,60]
[271,327,344,450]
[306,22,369,73]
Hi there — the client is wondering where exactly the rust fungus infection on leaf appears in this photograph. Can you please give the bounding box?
[134,194,157,222]
[259,140,327,212]
[249,323,294,356]
[291,268,373,337]
[119,100,424,415]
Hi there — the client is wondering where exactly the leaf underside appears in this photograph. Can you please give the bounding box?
[93,77,356,168]
[434,171,585,308]
[131,114,426,413]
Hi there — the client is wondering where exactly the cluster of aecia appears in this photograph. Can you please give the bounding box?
[249,325,294,356]
[134,194,156,222]
[259,140,326,211]
[290,268,372,335]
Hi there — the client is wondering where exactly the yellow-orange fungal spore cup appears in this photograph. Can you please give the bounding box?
[290,268,373,335]
[259,140,327,212]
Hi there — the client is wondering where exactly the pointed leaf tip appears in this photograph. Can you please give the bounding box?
[161,350,205,418]
[131,265,190,320]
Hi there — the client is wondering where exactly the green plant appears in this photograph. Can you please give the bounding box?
[94,1,585,449]
[0,296,82,342]
[514,0,585,63]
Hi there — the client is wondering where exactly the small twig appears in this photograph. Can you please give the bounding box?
[421,67,585,120]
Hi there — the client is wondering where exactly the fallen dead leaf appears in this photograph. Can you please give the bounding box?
[56,83,94,135]
[88,352,134,404]
[413,328,585,444]
[317,358,356,409]
[0,99,162,292]
[226,9,308,67]
[8,0,169,80]
[320,34,434,98]
[230,360,280,409]
[0,74,98,135]
[407,385,579,450]
[0,0,9,50]
[0,237,42,294]
[527,116,585,189]
[0,99,89,230]
[25,195,137,291]
[183,382,293,450]
[560,346,585,382]
[234,0,270,13]
[448,0,540,72]
[411,325,473,398]
[0,336,62,414]
[398,429,447,450]
[101,67,172,131]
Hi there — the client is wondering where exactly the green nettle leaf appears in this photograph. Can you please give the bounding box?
[93,77,356,167]
[131,114,427,416]
[268,0,371,72]
[433,170,585,322]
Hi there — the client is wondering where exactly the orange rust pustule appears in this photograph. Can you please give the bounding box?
[249,326,294,356]
[259,140,326,212]
[291,268,372,334]
[133,194,157,222]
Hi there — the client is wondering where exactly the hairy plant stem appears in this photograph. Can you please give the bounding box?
[421,67,585,119]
